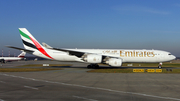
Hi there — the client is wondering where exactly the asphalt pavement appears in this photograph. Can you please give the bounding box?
[0,60,180,101]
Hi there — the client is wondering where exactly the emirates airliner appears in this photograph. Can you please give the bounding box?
[8,28,176,68]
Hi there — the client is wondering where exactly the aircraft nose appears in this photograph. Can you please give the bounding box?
[172,55,176,60]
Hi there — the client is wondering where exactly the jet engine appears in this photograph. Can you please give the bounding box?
[106,58,122,67]
[83,54,102,63]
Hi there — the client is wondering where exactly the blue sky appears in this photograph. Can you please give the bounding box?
[0,0,180,56]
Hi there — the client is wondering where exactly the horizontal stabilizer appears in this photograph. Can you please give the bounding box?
[42,42,53,48]
[18,51,26,58]
[6,46,34,53]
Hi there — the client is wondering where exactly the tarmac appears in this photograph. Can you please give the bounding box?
[0,60,180,101]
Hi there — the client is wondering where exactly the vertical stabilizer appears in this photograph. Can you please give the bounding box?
[19,28,53,59]
[19,28,42,51]
[18,51,26,58]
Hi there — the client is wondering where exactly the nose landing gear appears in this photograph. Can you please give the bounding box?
[158,62,162,68]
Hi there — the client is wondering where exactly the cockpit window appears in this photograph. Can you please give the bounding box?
[168,54,172,55]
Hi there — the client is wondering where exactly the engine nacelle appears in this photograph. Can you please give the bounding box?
[83,54,102,63]
[106,58,122,67]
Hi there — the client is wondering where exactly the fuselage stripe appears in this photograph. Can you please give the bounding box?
[22,39,37,50]
[29,37,54,59]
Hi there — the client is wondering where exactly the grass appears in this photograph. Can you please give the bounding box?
[113,62,180,67]
[162,69,180,73]
[87,69,133,73]
[0,64,71,72]
[0,68,62,72]
[89,62,180,73]
[17,64,72,67]
[87,69,180,73]
[2,62,180,73]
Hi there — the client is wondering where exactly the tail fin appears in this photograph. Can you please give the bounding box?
[19,28,53,59]
[19,28,43,51]
[18,51,26,58]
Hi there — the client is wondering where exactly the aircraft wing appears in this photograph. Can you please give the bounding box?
[6,46,34,53]
[50,47,110,63]
[41,42,119,60]
[49,48,116,61]
[51,48,85,58]
[41,43,95,58]
[41,42,86,57]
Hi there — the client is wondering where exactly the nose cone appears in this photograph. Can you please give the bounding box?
[170,55,176,60]
[172,55,176,60]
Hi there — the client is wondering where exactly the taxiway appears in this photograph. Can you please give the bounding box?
[0,61,180,101]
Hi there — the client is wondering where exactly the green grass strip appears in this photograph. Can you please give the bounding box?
[87,69,180,73]
[99,62,180,67]
[0,68,62,72]
[17,64,72,67]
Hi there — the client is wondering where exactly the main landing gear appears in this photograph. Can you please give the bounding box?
[158,62,162,69]
[87,64,99,69]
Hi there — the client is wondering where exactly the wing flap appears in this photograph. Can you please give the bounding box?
[51,48,85,57]
[48,48,120,61]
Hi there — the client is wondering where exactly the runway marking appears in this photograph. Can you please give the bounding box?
[24,86,38,90]
[1,73,180,101]
[0,81,6,83]
[0,99,4,101]
[73,95,98,101]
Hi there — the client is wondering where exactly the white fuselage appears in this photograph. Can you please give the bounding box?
[32,49,176,63]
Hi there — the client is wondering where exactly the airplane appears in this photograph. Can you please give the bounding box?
[7,28,176,68]
[0,51,26,63]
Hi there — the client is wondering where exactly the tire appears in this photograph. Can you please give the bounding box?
[95,65,99,68]
[87,65,92,69]
[87,64,99,69]
[158,65,162,69]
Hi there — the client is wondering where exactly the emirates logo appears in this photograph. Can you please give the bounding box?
[93,58,96,61]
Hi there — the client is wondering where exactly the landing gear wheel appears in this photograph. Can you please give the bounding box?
[87,64,99,69]
[158,65,162,69]
[158,62,162,69]
[95,64,99,68]
[92,64,99,69]
[87,65,92,69]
